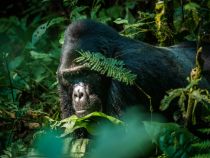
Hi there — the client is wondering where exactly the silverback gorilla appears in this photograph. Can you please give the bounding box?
[57,19,210,119]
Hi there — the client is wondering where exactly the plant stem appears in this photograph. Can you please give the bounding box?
[185,94,194,127]
[3,53,15,102]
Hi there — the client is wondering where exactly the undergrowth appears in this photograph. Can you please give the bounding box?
[1,0,210,158]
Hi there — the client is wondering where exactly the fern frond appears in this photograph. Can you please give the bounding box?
[75,50,137,85]
[191,153,210,158]
[198,128,210,135]
[159,88,184,111]
[192,140,210,151]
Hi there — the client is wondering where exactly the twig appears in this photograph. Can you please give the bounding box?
[135,83,153,121]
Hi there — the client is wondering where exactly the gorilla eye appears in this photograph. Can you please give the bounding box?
[67,69,89,76]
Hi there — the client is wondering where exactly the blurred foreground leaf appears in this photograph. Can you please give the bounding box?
[143,121,196,158]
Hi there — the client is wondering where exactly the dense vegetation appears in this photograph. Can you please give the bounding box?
[0,0,210,157]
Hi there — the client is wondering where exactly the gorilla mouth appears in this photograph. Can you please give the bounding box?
[76,109,87,114]
[75,108,93,117]
[74,97,102,115]
[75,107,98,114]
[75,103,102,116]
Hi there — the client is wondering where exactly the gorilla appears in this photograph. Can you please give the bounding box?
[57,19,210,120]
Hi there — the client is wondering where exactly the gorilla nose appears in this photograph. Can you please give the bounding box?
[73,84,86,101]
[74,90,84,99]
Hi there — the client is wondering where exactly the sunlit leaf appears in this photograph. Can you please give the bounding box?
[30,51,51,62]
[59,31,64,45]
[32,23,48,45]
[184,2,200,11]
[114,18,128,24]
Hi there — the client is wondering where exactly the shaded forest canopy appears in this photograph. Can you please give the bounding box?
[0,0,210,158]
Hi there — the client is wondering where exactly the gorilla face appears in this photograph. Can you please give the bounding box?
[58,65,105,117]
[71,81,103,117]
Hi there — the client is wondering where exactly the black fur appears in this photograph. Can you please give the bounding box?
[57,19,210,119]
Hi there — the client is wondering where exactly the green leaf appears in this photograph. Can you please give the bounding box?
[33,67,46,83]
[32,17,64,45]
[143,121,180,144]
[185,34,197,41]
[70,6,88,20]
[33,130,64,158]
[59,112,124,136]
[48,17,64,27]
[2,150,12,158]
[160,88,184,111]
[30,51,51,62]
[8,56,24,70]
[91,4,101,19]
[106,6,123,19]
[32,23,48,45]
[114,18,128,24]
[208,1,210,8]
[184,2,200,11]
[59,31,64,45]
[143,121,195,158]
[78,112,124,125]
